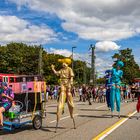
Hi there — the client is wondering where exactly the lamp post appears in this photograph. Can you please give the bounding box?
[38,46,43,76]
[89,44,96,87]
[72,46,76,71]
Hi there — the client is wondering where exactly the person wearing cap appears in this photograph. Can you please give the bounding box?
[51,58,75,132]
[0,82,14,126]
[110,60,124,118]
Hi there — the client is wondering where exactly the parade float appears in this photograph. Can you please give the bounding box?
[0,73,47,131]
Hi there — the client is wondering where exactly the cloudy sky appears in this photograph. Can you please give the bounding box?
[0,0,140,76]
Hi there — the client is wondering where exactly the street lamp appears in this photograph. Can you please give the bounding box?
[72,46,76,70]
[89,44,96,87]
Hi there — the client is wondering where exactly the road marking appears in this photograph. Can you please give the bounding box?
[49,113,79,124]
[95,105,106,109]
[92,110,137,140]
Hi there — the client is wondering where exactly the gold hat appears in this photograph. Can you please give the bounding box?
[58,58,72,65]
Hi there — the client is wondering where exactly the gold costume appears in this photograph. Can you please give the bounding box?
[51,58,75,132]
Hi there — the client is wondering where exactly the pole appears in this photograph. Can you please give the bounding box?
[90,44,95,87]
[83,62,86,84]
[38,47,43,76]
[72,46,76,70]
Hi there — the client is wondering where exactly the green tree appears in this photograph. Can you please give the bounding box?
[73,60,91,84]
[112,48,140,84]
[96,77,105,84]
[0,43,42,74]
[0,42,91,85]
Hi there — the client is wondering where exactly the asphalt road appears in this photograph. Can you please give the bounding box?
[0,99,139,140]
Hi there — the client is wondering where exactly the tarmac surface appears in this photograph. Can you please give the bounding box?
[0,98,140,140]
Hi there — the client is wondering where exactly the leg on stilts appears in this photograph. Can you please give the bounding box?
[106,88,111,109]
[55,86,66,133]
[67,88,76,129]
[118,112,120,118]
[111,111,114,118]
[116,87,121,118]
[55,121,58,133]
[72,117,76,129]
[110,85,115,117]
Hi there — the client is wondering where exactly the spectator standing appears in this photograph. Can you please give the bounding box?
[78,86,82,101]
[82,84,87,102]
[131,83,136,102]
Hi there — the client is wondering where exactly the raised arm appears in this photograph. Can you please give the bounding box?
[69,67,74,85]
[51,64,60,76]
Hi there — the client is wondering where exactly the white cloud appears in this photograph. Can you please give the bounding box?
[95,57,113,77]
[47,47,89,61]
[95,41,120,52]
[0,15,57,45]
[48,47,111,66]
[47,48,88,61]
[8,0,140,41]
[47,48,72,57]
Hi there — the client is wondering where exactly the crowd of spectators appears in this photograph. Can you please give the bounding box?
[77,83,140,104]
[45,83,140,105]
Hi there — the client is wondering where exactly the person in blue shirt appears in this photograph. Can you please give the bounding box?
[105,70,112,109]
[110,60,124,118]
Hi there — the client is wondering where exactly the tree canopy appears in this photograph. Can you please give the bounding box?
[112,48,140,84]
[0,42,90,85]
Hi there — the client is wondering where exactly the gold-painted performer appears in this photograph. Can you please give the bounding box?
[51,58,76,132]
